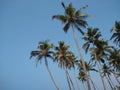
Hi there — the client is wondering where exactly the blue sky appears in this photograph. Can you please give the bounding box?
[0,0,120,90]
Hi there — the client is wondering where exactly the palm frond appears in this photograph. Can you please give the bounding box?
[74,24,84,35]
[63,22,70,33]
[80,5,88,10]
[30,51,40,59]
[61,2,66,10]
[75,19,88,28]
[82,42,90,53]
[52,15,67,23]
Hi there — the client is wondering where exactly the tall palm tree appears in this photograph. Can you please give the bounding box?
[30,40,60,90]
[53,41,76,90]
[52,2,91,90]
[110,21,120,47]
[89,40,112,90]
[82,27,115,90]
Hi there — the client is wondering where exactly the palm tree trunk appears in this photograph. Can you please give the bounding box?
[90,78,96,90]
[105,75,114,90]
[44,57,60,90]
[108,75,116,89]
[67,72,75,90]
[83,82,87,90]
[64,66,72,90]
[96,61,106,90]
[71,25,91,90]
[112,73,120,85]
[74,71,80,90]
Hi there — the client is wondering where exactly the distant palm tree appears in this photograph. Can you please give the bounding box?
[30,40,60,90]
[110,21,120,47]
[101,64,115,90]
[109,47,120,73]
[90,40,112,90]
[52,2,91,90]
[108,47,120,84]
[82,27,101,53]
[77,60,98,90]
[53,41,76,90]
[78,70,87,90]
[82,28,114,90]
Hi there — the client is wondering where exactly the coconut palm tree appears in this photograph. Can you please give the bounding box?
[30,40,60,90]
[110,21,120,47]
[53,41,76,90]
[82,27,115,90]
[89,40,111,90]
[78,70,87,90]
[52,2,91,90]
[101,64,116,90]
[77,60,98,90]
[82,27,101,53]
[108,47,120,84]
[108,47,120,73]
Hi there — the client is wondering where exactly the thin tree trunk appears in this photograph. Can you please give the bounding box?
[83,82,87,90]
[44,57,60,90]
[112,73,120,85]
[67,72,75,90]
[64,66,72,90]
[71,25,91,90]
[105,75,114,90]
[88,72,99,90]
[90,78,96,90]
[108,75,116,89]
[96,61,106,90]
[74,71,80,90]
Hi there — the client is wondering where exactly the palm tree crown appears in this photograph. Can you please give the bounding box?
[52,2,88,34]
[110,21,120,47]
[82,27,101,53]
[108,48,120,72]
[53,41,76,69]
[30,40,54,65]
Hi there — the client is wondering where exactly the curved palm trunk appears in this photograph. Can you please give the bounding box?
[64,66,72,90]
[96,61,106,90]
[71,26,91,90]
[44,57,60,90]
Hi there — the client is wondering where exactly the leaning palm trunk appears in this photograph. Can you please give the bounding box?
[105,76,114,90]
[96,61,106,90]
[83,82,87,90]
[88,72,99,90]
[44,57,60,90]
[67,72,75,90]
[64,66,72,90]
[72,26,91,90]
[74,71,80,90]
[108,75,116,89]
[90,78,97,90]
[112,73,120,85]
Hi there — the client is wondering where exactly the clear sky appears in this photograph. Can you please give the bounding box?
[0,0,120,90]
